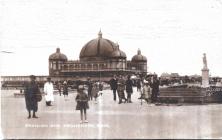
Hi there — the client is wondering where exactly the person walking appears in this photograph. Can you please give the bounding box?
[92,82,99,103]
[57,81,62,96]
[137,77,144,99]
[136,78,142,92]
[110,75,118,101]
[117,75,127,104]
[125,75,133,103]
[24,75,40,119]
[151,75,160,103]
[75,85,89,123]
[143,79,152,104]
[63,81,69,100]
[87,78,93,101]
[99,81,103,92]
[44,77,54,106]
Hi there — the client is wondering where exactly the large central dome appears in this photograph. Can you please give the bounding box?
[79,31,117,61]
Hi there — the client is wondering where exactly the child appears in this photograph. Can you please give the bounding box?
[63,81,69,100]
[75,85,89,123]
[92,82,99,104]
[98,82,104,96]
[57,81,62,96]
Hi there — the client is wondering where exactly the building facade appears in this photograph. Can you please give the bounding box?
[48,31,147,80]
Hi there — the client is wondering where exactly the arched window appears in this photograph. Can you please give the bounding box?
[100,64,104,69]
[81,64,85,69]
[87,64,91,69]
[58,61,61,70]
[50,62,53,69]
[93,64,97,70]
[56,61,58,69]
[70,65,74,69]
[64,65,68,70]
[53,61,56,70]
[104,63,107,70]
[76,64,79,69]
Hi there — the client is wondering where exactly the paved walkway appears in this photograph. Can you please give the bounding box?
[1,88,222,139]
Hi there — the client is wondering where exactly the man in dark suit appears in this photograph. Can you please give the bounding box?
[87,78,93,100]
[151,75,160,103]
[110,75,118,101]
[24,75,40,119]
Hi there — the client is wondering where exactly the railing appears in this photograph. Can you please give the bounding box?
[60,68,134,72]
[1,76,48,82]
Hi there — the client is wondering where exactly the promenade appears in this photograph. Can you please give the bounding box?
[1,88,222,139]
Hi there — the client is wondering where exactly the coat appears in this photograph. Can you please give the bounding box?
[110,78,118,90]
[44,82,54,102]
[87,81,93,94]
[76,91,89,110]
[24,81,40,112]
[125,79,133,94]
[63,84,68,95]
[117,78,125,98]
[137,79,142,89]
[151,80,160,95]
[92,84,99,98]
[99,83,103,91]
[143,85,151,99]
[150,79,160,102]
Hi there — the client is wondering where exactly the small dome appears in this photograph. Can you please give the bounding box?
[79,30,117,60]
[110,43,126,58]
[132,49,147,62]
[49,48,67,60]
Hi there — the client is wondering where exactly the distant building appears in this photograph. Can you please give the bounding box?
[1,31,148,88]
[48,31,147,80]
[160,73,180,79]
[160,72,171,79]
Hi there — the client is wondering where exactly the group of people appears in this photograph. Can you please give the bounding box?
[86,78,103,103]
[57,81,69,98]
[110,75,134,104]
[75,79,104,123]
[141,75,160,104]
[24,75,102,123]
[24,76,57,119]
[43,77,69,106]
[24,74,159,123]
[110,74,160,104]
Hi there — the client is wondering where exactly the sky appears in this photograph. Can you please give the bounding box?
[1,0,222,76]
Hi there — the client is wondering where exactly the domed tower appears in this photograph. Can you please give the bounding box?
[49,48,67,76]
[131,49,147,73]
[79,30,117,61]
[110,43,127,70]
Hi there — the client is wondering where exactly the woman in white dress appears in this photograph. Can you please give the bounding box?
[44,77,54,106]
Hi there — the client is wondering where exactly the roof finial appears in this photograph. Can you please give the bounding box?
[98,29,102,38]
[116,42,119,50]
[138,48,141,55]
[56,48,60,53]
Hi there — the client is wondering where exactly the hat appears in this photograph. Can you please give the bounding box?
[63,81,67,84]
[78,85,84,89]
